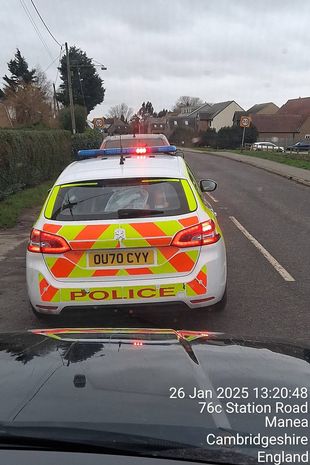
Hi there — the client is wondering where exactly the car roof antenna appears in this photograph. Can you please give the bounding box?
[119,134,125,165]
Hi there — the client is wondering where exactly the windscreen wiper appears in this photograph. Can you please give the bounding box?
[51,193,110,219]
[0,425,260,463]
[117,208,164,218]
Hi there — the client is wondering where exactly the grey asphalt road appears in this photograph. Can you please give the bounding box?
[0,151,309,344]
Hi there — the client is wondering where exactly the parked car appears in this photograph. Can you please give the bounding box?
[286,140,310,152]
[26,138,226,318]
[251,141,285,152]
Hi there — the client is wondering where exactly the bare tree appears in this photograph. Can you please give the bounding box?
[108,103,133,122]
[173,96,204,112]
[4,75,53,127]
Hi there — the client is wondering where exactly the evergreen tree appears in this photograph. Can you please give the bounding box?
[3,49,36,91]
[57,46,105,114]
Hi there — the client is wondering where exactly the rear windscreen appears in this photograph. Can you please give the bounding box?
[47,178,196,221]
[102,137,168,148]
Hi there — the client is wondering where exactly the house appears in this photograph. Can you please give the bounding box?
[145,116,168,135]
[250,114,309,146]
[233,102,279,126]
[251,97,310,146]
[106,118,129,135]
[277,97,310,117]
[168,101,244,133]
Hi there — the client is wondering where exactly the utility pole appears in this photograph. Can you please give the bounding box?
[52,83,59,115]
[65,42,76,134]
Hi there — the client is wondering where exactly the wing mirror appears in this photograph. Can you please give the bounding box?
[200,179,217,192]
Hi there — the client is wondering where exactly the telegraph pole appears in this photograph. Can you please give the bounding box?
[52,83,59,114]
[65,42,76,134]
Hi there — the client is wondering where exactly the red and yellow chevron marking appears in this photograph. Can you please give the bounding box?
[37,265,207,304]
[42,217,200,279]
[44,247,199,279]
[42,216,199,249]
[185,266,207,296]
[38,273,60,302]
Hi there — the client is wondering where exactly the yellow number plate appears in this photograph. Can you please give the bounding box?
[88,249,155,267]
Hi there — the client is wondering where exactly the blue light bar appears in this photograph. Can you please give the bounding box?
[77,145,177,159]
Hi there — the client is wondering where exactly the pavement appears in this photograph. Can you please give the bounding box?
[184,148,310,187]
[0,151,309,345]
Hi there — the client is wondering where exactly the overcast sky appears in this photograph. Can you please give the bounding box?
[1,0,310,118]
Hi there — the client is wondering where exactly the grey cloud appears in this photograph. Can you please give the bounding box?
[1,0,310,118]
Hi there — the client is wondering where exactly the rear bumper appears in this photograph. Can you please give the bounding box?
[26,241,227,313]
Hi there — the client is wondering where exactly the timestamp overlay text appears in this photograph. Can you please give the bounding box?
[169,386,309,465]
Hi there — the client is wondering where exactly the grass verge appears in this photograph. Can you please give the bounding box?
[196,148,310,170]
[233,150,310,170]
[0,180,53,229]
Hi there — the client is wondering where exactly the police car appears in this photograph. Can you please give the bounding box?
[26,135,227,317]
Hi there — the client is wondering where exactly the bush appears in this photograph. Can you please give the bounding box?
[0,129,71,200]
[58,105,87,133]
[196,128,217,147]
[71,129,103,158]
[169,127,198,146]
[216,126,258,149]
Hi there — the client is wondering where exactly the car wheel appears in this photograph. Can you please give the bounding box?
[30,302,59,321]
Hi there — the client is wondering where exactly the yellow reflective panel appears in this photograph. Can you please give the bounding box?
[44,186,60,219]
[60,183,99,188]
[141,178,179,183]
[181,180,197,212]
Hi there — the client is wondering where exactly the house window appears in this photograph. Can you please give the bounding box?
[174,121,178,126]
[154,124,157,128]
[185,120,189,126]
[305,134,310,139]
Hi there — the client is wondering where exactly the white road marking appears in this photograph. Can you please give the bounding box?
[229,216,295,282]
[206,192,218,203]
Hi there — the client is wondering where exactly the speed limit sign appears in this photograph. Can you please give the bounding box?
[240,116,251,128]
[94,118,104,128]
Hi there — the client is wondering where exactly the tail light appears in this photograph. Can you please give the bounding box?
[28,229,71,254]
[171,220,220,248]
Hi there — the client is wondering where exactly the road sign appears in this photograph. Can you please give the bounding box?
[93,118,104,128]
[240,116,251,128]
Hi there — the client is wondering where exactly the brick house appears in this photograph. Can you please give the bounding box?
[233,102,279,126]
[168,101,244,133]
[251,97,310,146]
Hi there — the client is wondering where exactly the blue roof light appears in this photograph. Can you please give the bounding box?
[77,145,177,159]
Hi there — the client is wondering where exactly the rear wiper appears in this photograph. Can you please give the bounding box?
[52,193,110,219]
[52,200,77,219]
[117,208,164,218]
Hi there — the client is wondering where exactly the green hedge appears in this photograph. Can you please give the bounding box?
[0,129,71,200]
[71,130,103,158]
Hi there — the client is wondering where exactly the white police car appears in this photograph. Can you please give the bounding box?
[26,136,227,317]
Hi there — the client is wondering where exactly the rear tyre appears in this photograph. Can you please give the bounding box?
[30,303,59,321]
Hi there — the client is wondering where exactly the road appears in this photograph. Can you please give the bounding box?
[0,150,309,344]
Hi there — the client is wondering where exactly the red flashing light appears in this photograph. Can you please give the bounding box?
[28,229,71,254]
[135,147,147,154]
[133,341,144,347]
[172,220,220,248]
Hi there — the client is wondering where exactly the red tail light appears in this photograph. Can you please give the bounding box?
[28,229,71,254]
[171,220,220,248]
